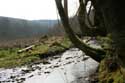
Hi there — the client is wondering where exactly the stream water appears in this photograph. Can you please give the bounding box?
[0,48,99,83]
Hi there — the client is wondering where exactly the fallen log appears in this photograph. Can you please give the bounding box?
[18,45,35,53]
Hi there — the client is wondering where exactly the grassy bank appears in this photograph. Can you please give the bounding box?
[0,36,72,68]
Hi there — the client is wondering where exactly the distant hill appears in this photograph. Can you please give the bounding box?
[0,16,58,40]
[0,15,82,41]
[32,19,58,27]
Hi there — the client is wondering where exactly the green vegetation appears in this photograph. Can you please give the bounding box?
[99,59,124,83]
[0,37,72,68]
[97,35,124,83]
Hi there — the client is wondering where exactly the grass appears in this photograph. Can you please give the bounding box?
[0,36,72,68]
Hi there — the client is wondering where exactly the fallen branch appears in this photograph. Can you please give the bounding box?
[18,45,35,53]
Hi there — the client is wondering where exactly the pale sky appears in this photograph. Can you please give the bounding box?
[0,0,79,20]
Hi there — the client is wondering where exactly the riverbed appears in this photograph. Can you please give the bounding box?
[0,48,99,83]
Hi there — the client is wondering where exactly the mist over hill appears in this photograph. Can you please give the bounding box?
[0,16,58,40]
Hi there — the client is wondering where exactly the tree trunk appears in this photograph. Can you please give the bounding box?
[93,0,125,80]
[77,0,88,35]
[55,0,105,62]
[77,0,107,36]
[64,0,68,16]
[96,0,125,67]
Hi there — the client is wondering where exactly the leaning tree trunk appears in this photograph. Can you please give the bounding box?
[55,0,105,62]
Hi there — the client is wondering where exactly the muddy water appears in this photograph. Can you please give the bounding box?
[0,48,99,83]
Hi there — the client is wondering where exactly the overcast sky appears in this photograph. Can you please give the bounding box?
[0,0,79,20]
